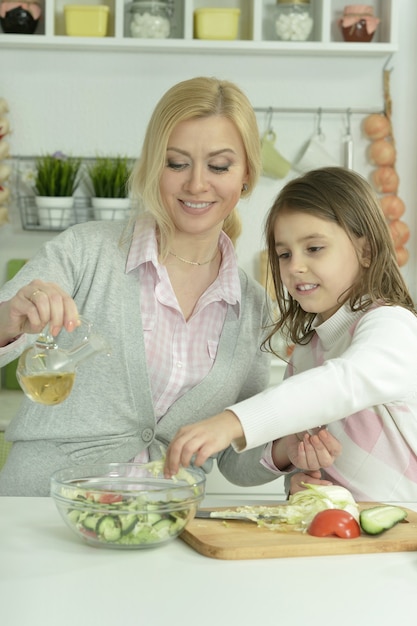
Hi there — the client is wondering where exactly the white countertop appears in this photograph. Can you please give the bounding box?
[1,496,416,626]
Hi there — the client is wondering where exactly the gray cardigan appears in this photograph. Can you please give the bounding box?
[0,220,277,495]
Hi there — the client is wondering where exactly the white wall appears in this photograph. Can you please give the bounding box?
[1,1,416,299]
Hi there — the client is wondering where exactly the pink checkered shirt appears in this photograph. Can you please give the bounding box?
[126,214,241,462]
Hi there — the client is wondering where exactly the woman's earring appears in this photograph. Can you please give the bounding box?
[242,183,248,193]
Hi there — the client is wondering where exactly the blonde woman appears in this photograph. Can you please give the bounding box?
[0,77,335,496]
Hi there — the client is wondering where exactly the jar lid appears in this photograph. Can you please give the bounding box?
[129,0,171,4]
[340,4,379,32]
[0,1,42,19]
[0,0,41,4]
[129,0,172,7]
[343,4,374,15]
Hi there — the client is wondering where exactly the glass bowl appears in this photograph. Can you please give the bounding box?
[50,462,206,549]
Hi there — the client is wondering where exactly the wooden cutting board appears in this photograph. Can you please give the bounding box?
[181,504,417,560]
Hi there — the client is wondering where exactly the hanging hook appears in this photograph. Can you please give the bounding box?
[265,107,273,133]
[315,107,323,138]
[344,108,353,169]
[263,107,275,141]
[383,53,394,73]
[345,108,352,135]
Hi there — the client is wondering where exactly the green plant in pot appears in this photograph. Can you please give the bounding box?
[87,156,133,220]
[34,152,82,229]
[34,151,82,197]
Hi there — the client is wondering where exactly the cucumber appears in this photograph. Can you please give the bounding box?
[82,513,100,532]
[96,515,122,542]
[120,513,139,535]
[360,505,407,535]
[144,512,163,525]
[152,518,174,539]
[67,509,82,525]
[64,494,191,546]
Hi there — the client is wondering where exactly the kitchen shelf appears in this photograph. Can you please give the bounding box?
[0,0,397,57]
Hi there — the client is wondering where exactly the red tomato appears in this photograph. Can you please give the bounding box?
[85,491,123,504]
[97,493,123,504]
[308,509,361,539]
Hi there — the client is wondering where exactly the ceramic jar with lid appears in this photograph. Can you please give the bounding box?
[0,1,41,34]
[339,5,380,42]
[128,1,173,39]
[275,0,313,42]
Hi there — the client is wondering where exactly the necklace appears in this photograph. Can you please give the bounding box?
[169,249,218,266]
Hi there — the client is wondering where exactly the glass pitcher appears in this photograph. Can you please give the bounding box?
[16,317,110,406]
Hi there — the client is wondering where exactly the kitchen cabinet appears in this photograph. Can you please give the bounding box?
[0,0,397,56]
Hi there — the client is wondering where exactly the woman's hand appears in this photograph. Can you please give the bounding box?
[164,410,243,477]
[289,470,334,495]
[0,280,79,347]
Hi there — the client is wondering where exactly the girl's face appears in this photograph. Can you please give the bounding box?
[160,116,249,239]
[274,211,366,322]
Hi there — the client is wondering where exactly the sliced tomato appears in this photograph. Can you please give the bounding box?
[308,509,361,539]
[97,493,124,504]
[85,491,123,504]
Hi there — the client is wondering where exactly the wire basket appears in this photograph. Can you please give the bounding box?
[19,196,92,232]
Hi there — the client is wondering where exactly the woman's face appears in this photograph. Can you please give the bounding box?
[160,115,249,238]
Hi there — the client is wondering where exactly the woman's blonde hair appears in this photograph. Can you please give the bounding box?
[263,167,415,348]
[128,76,261,256]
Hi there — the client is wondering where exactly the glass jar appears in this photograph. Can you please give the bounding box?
[128,1,173,39]
[275,0,313,42]
[339,5,380,43]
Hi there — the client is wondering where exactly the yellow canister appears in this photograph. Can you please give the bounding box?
[64,5,110,38]
[194,8,240,41]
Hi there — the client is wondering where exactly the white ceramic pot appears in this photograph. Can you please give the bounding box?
[91,197,130,220]
[35,196,75,229]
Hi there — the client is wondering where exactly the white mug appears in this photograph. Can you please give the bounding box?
[292,134,337,173]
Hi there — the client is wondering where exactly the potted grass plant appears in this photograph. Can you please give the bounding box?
[86,156,133,220]
[34,152,82,228]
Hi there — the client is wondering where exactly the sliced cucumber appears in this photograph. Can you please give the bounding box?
[67,509,82,525]
[96,515,122,542]
[64,494,192,546]
[82,513,100,532]
[144,512,163,525]
[120,513,139,535]
[360,505,407,535]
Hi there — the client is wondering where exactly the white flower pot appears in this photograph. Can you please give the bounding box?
[91,197,131,220]
[35,196,75,229]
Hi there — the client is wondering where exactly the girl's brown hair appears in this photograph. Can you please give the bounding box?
[263,167,415,349]
[128,76,261,257]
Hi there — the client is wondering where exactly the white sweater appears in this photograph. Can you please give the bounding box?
[228,304,417,501]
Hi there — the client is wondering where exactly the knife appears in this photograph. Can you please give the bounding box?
[195,508,284,522]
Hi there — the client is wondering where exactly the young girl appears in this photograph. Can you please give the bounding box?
[165,167,417,502]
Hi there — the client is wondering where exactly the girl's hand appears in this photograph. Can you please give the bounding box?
[286,428,342,471]
[0,280,79,347]
[164,410,243,478]
[289,470,334,495]
[272,428,342,472]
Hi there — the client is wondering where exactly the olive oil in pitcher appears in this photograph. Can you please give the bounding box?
[16,317,110,406]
